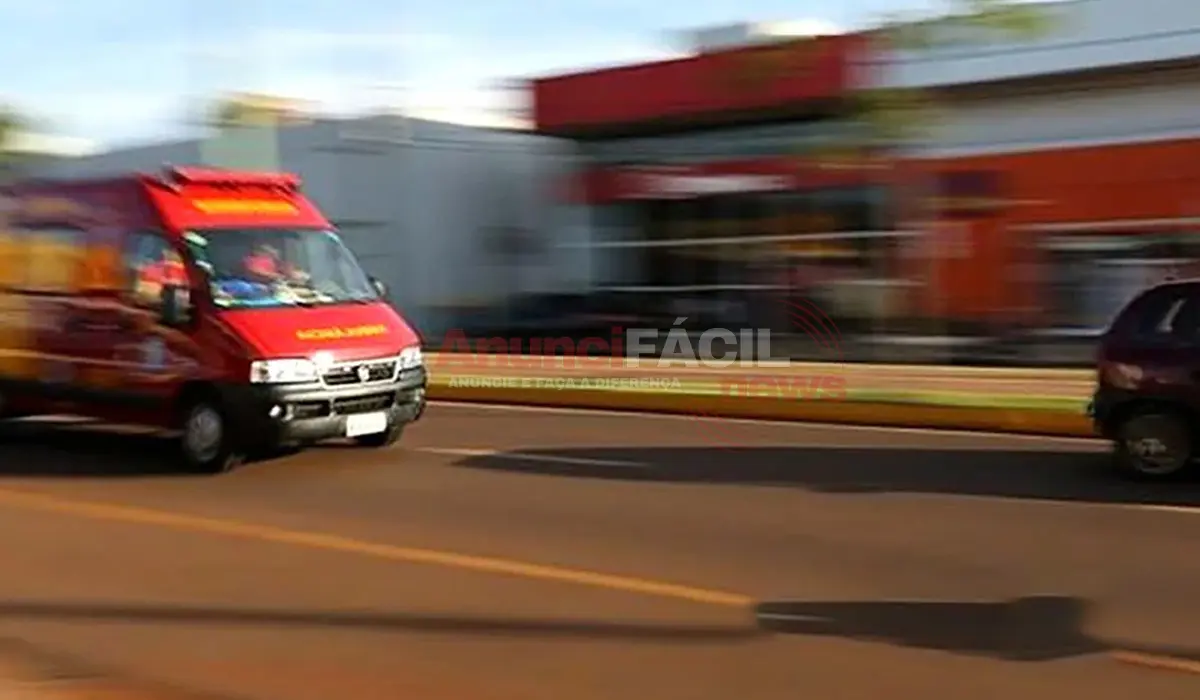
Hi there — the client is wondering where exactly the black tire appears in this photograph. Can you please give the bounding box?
[0,390,17,421]
[354,421,405,449]
[179,397,245,474]
[1111,408,1194,481]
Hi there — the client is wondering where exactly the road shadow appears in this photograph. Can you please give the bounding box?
[0,420,298,478]
[448,445,1200,508]
[0,600,760,644]
[0,420,182,477]
[756,596,1200,663]
[5,597,1198,661]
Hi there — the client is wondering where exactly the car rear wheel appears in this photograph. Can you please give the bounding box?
[180,399,244,473]
[1112,409,1194,480]
[0,391,18,420]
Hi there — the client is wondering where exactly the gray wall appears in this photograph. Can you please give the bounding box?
[31,116,592,339]
[868,0,1200,90]
[856,0,1200,159]
[901,68,1200,158]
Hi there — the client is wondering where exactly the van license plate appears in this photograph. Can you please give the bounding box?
[345,411,388,437]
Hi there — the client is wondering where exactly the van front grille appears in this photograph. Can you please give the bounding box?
[333,392,396,415]
[322,360,397,386]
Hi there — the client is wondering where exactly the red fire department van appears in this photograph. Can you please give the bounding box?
[0,166,426,472]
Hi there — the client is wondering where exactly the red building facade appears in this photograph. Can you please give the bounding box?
[531,33,907,337]
[532,28,1200,338]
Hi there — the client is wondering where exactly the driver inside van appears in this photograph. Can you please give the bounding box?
[243,243,309,284]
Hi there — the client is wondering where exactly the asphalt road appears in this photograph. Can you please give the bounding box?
[2,404,1200,698]
[427,355,1096,397]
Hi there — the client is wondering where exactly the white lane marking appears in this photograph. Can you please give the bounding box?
[762,597,1006,604]
[755,613,829,623]
[428,401,1106,446]
[893,491,1200,517]
[419,417,1200,519]
[419,447,646,468]
[1111,650,1200,675]
[1124,504,1200,516]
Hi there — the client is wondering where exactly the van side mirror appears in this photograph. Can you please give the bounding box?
[371,277,388,299]
[160,284,193,326]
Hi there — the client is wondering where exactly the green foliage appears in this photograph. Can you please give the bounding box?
[878,0,1055,52]
[209,98,264,129]
[0,105,30,181]
[859,0,1056,143]
[851,87,941,144]
[0,104,25,157]
[206,93,310,130]
[961,0,1056,39]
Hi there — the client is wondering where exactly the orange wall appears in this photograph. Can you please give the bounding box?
[926,137,1200,224]
[898,137,1200,321]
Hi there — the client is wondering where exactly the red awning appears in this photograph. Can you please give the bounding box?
[566,156,888,204]
[533,34,870,134]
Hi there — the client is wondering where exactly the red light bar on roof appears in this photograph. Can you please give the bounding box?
[164,165,301,189]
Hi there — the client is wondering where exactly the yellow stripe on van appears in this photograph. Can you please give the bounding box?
[0,294,35,379]
[191,199,298,215]
[295,324,388,341]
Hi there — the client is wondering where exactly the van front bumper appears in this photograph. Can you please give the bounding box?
[218,366,428,448]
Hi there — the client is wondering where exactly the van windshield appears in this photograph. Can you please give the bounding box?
[183,228,379,309]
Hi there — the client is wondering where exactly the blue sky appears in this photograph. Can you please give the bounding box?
[0,0,947,149]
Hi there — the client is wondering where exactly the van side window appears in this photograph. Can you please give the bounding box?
[0,225,21,290]
[2,227,86,294]
[122,233,186,310]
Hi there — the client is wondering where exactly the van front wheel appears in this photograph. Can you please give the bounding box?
[180,400,244,473]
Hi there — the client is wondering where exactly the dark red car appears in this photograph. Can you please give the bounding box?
[1091,279,1200,479]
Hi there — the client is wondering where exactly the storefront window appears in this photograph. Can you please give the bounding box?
[589,121,860,165]
[1041,232,1200,330]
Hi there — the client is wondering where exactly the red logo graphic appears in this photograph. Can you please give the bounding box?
[683,296,846,448]
[432,291,847,450]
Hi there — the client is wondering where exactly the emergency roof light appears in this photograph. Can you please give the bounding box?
[160,164,301,191]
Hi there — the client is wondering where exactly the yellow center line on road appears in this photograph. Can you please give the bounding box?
[0,487,752,609]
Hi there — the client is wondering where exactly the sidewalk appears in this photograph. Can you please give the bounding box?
[426,354,1095,398]
[0,638,220,700]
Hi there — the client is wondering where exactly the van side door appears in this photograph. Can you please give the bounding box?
[19,225,88,400]
[113,231,195,417]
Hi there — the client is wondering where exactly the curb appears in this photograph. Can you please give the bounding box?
[425,383,1094,438]
[425,354,1095,380]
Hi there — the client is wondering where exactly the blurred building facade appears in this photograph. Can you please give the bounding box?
[878,0,1200,339]
[0,131,97,183]
[34,116,582,339]
[533,0,1200,357]
[533,27,888,347]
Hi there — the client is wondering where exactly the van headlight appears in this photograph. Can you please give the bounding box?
[250,358,320,384]
[398,346,423,370]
